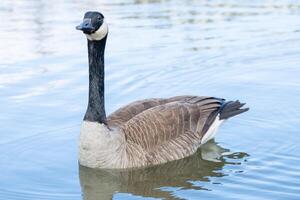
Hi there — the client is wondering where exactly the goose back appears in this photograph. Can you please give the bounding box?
[107,95,206,127]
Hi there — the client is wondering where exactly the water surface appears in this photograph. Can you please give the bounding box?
[1,0,300,199]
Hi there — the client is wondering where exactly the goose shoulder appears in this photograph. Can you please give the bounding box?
[107,98,166,127]
[120,96,224,165]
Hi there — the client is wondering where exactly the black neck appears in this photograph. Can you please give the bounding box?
[84,35,107,124]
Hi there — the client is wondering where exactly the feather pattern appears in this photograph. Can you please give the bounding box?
[106,96,225,167]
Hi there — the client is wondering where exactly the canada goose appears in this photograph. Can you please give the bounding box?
[76,11,249,169]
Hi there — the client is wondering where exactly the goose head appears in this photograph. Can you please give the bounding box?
[76,11,108,41]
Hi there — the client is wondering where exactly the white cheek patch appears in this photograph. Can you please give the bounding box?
[85,21,108,41]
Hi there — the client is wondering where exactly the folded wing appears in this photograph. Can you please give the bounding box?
[120,96,224,165]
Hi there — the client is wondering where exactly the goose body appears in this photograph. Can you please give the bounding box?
[76,12,249,169]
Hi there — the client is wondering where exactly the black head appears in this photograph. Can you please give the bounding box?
[76,11,104,34]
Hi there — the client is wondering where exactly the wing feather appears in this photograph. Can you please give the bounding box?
[121,97,224,165]
[107,95,207,127]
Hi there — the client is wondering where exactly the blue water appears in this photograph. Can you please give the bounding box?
[1,0,300,199]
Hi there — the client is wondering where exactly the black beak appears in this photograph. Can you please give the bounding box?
[76,18,95,34]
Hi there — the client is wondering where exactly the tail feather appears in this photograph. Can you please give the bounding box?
[219,100,249,120]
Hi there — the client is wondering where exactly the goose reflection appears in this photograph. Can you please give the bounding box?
[79,140,248,200]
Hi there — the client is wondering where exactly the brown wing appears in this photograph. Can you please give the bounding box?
[107,96,200,127]
[120,96,224,166]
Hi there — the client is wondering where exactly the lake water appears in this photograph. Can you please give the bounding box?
[1,0,300,199]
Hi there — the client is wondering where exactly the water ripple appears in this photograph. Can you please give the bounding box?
[1,0,300,199]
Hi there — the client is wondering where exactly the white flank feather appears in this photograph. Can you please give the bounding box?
[201,115,224,144]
